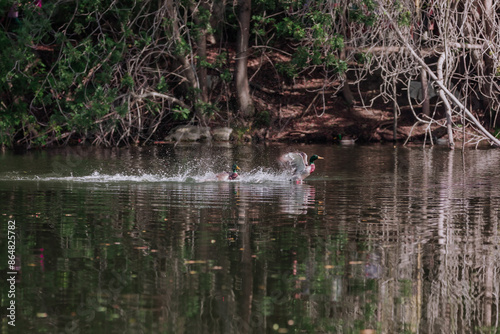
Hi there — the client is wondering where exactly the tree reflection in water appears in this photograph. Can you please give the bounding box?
[0,145,499,333]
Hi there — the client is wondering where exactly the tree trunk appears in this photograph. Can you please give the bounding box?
[194,0,210,104]
[437,52,455,149]
[416,0,430,117]
[235,0,255,120]
[209,0,226,44]
[342,83,355,107]
[393,76,398,142]
[166,0,206,124]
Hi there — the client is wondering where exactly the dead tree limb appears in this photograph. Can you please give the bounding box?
[131,91,189,110]
[380,5,500,148]
[437,52,455,149]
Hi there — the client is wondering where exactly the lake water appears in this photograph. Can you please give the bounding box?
[1,143,499,333]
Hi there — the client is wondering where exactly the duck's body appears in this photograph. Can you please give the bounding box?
[337,134,357,145]
[215,164,240,181]
[280,152,323,182]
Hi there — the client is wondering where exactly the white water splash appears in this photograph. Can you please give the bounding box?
[2,167,293,184]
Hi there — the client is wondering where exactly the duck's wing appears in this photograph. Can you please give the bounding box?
[280,152,308,174]
[215,171,229,181]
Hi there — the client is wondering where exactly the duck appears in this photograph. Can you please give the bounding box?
[337,134,357,145]
[215,164,240,181]
[280,152,324,182]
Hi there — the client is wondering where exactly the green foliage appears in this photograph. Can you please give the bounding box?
[0,0,386,148]
[121,74,135,89]
[398,11,412,27]
[183,296,200,318]
[0,1,53,146]
[259,296,274,316]
[254,110,271,127]
[329,34,344,51]
[253,1,348,87]
[276,62,298,81]
[362,0,377,11]
[328,57,348,73]
[198,57,212,69]
[172,106,191,121]
[157,77,168,92]
[292,46,310,69]
[252,14,275,36]
[349,0,377,26]
[174,37,190,56]
[233,126,251,141]
[214,52,228,67]
[399,279,412,297]
[195,101,218,116]
[197,7,211,30]
[355,52,373,65]
[276,17,306,40]
[0,0,170,146]
[220,69,232,83]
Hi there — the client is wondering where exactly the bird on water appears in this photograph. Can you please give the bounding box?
[215,164,240,181]
[280,152,324,182]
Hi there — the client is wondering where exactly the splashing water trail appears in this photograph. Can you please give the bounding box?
[1,167,294,184]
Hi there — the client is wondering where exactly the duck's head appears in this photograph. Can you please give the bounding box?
[309,155,324,164]
[232,164,241,173]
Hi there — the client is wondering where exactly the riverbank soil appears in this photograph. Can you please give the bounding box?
[206,48,448,145]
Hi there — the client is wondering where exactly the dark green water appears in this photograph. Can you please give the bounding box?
[1,144,499,333]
